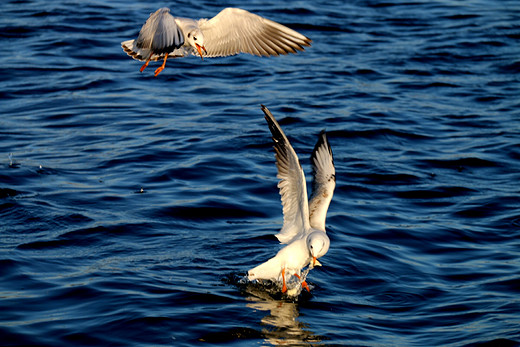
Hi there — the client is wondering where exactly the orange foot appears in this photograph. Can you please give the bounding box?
[140,56,151,72]
[281,268,287,293]
[154,53,169,77]
[294,273,310,292]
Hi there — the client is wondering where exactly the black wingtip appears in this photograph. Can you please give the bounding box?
[261,104,273,125]
[312,130,334,161]
[260,104,273,122]
[261,105,281,139]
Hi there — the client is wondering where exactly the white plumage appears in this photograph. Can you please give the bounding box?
[121,7,311,76]
[248,105,336,294]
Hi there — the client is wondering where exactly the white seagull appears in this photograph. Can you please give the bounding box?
[121,7,311,76]
[248,105,336,294]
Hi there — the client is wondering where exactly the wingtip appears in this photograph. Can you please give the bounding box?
[314,130,327,146]
[261,104,276,125]
[312,130,334,165]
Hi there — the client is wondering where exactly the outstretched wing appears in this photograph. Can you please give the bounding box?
[309,131,335,232]
[121,7,184,61]
[261,105,310,244]
[198,8,311,58]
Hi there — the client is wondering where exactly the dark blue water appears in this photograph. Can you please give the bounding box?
[1,0,519,345]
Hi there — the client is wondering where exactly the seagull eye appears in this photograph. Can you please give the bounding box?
[187,33,191,38]
[194,36,197,41]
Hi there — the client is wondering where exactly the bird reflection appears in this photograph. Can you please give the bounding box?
[243,282,324,345]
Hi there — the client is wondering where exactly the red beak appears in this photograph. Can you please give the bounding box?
[196,44,207,60]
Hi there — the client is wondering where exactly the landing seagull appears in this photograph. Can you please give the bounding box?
[121,7,311,76]
[248,105,336,295]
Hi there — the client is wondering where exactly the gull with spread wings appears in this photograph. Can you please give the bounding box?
[121,7,311,76]
[248,105,336,295]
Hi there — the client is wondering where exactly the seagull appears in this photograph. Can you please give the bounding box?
[248,105,336,294]
[121,7,311,76]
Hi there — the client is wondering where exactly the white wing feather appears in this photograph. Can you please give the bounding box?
[309,132,335,231]
[198,8,311,58]
[261,105,310,244]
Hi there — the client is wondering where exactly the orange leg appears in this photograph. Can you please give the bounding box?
[294,273,310,292]
[154,53,169,77]
[281,268,287,293]
[140,56,151,72]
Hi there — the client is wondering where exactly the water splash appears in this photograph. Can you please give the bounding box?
[229,268,313,299]
[8,153,19,168]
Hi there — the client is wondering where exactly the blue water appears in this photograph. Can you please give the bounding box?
[1,0,519,345]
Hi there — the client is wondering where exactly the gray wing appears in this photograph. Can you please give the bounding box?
[261,105,311,244]
[198,8,311,58]
[121,8,184,61]
[309,131,335,232]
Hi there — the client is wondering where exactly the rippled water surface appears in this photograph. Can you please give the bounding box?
[1,0,520,346]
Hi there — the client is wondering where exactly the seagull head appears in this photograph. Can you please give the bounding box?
[307,231,330,268]
[186,29,206,59]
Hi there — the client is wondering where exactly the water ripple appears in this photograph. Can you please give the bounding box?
[1,0,519,345]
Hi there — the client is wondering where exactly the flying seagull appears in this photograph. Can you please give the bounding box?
[121,7,311,76]
[248,105,336,295]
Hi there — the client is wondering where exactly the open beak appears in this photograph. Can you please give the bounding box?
[196,44,207,60]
